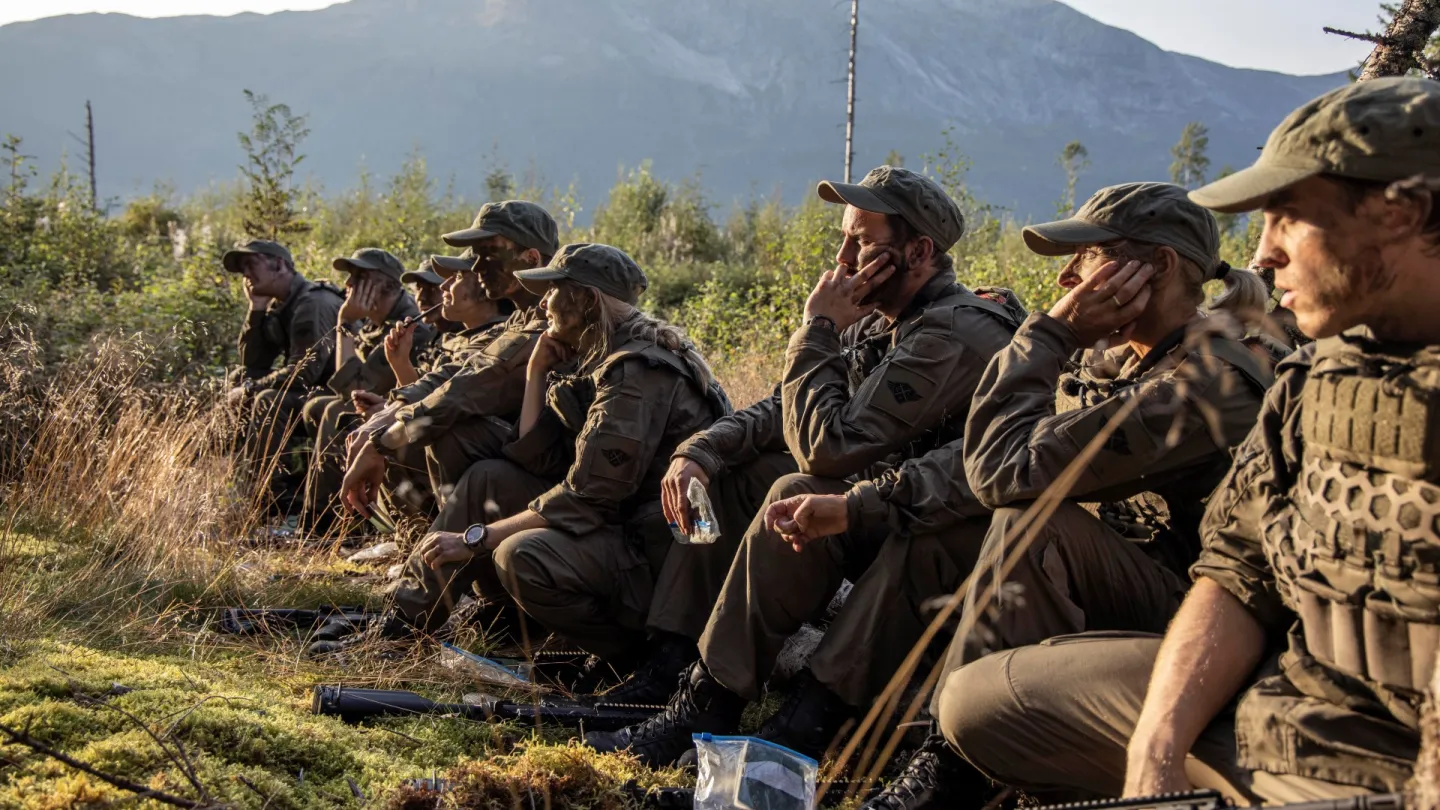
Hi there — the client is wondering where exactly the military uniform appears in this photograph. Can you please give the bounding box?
[941,77,1440,805]
[230,248,345,482]
[695,273,1023,706]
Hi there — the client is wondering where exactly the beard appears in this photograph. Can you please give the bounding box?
[853,245,911,308]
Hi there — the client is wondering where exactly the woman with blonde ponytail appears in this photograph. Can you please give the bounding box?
[409,243,727,668]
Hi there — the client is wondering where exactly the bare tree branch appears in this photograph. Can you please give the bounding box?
[0,722,204,808]
[1323,26,1387,45]
[1357,0,1440,80]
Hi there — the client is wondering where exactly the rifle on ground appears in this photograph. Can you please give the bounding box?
[215,605,375,635]
[1037,789,1404,810]
[311,685,660,731]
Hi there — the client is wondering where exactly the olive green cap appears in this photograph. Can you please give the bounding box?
[401,257,444,287]
[514,243,649,305]
[430,250,476,277]
[442,200,560,256]
[1025,182,1221,275]
[1192,77,1440,214]
[817,166,966,252]
[333,247,406,283]
[222,239,293,273]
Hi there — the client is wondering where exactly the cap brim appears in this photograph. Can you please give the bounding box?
[222,249,256,273]
[1022,219,1124,256]
[333,257,381,274]
[441,226,500,247]
[1190,163,1320,214]
[513,267,563,296]
[402,270,444,286]
[430,255,476,276]
[816,180,899,215]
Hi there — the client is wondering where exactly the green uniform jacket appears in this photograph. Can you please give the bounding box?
[676,270,1021,502]
[1193,332,1440,792]
[503,313,723,536]
[389,315,510,405]
[391,307,543,448]
[963,312,1272,565]
[327,293,435,398]
[238,273,344,391]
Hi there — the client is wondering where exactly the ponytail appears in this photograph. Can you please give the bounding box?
[1205,261,1269,329]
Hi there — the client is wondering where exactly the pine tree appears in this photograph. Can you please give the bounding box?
[237,90,311,241]
[1169,122,1210,189]
[1056,141,1090,217]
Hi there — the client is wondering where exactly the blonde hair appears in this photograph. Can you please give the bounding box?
[569,285,718,392]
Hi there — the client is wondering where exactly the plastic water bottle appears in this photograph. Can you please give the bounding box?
[672,476,721,545]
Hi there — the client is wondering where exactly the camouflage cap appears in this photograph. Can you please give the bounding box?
[333,247,406,283]
[514,243,649,305]
[1192,77,1440,213]
[222,239,293,273]
[1024,182,1221,275]
[817,166,966,252]
[442,200,560,256]
[430,250,477,277]
[401,257,445,287]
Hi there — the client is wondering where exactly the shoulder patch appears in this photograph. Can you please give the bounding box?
[870,362,939,426]
[581,431,643,484]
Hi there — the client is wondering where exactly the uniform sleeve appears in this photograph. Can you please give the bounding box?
[238,311,280,379]
[502,409,577,479]
[393,328,535,447]
[782,309,982,480]
[1191,362,1306,640]
[529,360,677,535]
[390,326,496,404]
[846,437,993,535]
[255,293,338,390]
[963,313,1261,509]
[673,391,785,480]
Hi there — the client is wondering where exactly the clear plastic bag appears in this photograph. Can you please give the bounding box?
[673,476,721,545]
[693,734,818,810]
[439,642,535,689]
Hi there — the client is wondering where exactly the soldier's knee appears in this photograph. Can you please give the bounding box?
[492,530,551,594]
[935,651,1022,771]
[764,472,833,503]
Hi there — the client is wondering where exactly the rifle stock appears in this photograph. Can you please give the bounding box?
[1037,789,1404,810]
[311,685,659,731]
[216,605,374,635]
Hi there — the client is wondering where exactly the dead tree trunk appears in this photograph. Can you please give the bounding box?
[844,0,858,183]
[1326,0,1440,80]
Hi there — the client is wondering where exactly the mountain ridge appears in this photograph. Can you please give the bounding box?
[0,0,1346,219]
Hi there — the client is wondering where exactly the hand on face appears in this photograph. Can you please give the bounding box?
[340,276,378,323]
[763,493,849,552]
[661,457,710,535]
[528,333,575,378]
[804,248,899,332]
[384,321,417,366]
[1048,259,1155,346]
[243,277,273,311]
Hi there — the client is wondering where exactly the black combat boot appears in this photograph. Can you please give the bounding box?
[861,730,989,809]
[305,609,417,657]
[584,661,746,767]
[755,669,858,761]
[592,633,699,708]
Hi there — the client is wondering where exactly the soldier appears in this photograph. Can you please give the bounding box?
[586,167,1025,765]
[383,257,475,393]
[299,248,434,532]
[940,77,1440,804]
[857,181,1275,808]
[337,201,558,513]
[401,244,728,663]
[223,239,343,507]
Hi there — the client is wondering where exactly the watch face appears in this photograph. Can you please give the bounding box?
[464,525,485,547]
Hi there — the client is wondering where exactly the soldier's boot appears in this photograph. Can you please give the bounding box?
[583,661,745,767]
[304,609,417,657]
[592,632,699,708]
[755,668,857,761]
[861,731,990,810]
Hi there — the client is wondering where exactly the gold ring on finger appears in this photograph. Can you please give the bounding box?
[1112,295,1123,307]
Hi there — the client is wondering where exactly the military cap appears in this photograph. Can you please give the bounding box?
[1193,77,1440,213]
[222,239,293,273]
[401,256,444,287]
[514,243,649,305]
[442,200,560,256]
[333,247,406,283]
[817,166,966,252]
[430,250,477,277]
[1024,182,1222,277]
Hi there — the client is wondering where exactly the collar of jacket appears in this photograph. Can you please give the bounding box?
[893,267,960,326]
[270,272,311,318]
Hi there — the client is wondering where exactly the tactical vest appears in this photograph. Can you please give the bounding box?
[547,337,733,432]
[1283,336,1440,694]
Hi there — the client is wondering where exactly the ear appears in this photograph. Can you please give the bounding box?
[1153,246,1181,280]
[1377,190,1431,241]
[908,235,936,269]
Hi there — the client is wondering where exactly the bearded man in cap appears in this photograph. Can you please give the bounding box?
[299,248,434,532]
[337,200,558,515]
[939,77,1440,806]
[223,239,344,507]
[586,166,1027,766]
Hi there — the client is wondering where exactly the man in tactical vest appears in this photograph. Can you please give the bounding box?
[300,248,434,532]
[586,166,1026,766]
[941,77,1440,805]
[224,239,344,508]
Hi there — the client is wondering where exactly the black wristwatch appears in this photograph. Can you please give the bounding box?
[463,524,489,550]
[806,315,838,333]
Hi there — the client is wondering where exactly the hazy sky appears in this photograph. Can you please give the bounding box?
[0,0,1383,76]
